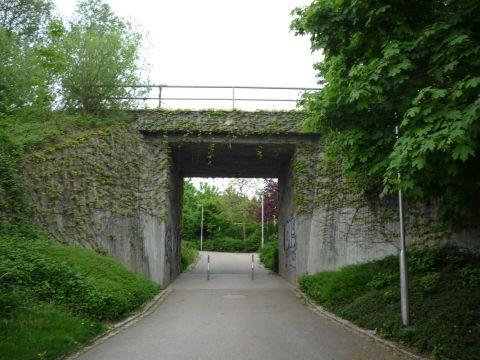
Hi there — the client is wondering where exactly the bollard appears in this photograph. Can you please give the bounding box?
[251,254,254,280]
[207,254,210,281]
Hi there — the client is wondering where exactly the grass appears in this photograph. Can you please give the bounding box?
[0,111,132,151]
[0,224,159,359]
[299,246,480,360]
[0,302,105,360]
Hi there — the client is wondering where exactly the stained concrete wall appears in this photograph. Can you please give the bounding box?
[282,140,480,284]
[23,126,182,287]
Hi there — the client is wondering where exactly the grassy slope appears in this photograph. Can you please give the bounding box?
[0,112,159,359]
[0,111,128,151]
[299,246,480,360]
[0,228,159,359]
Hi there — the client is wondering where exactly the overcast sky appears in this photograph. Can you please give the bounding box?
[53,0,321,192]
[53,0,321,109]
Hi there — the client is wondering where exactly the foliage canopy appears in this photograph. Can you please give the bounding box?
[181,179,277,252]
[59,0,145,113]
[0,0,146,115]
[292,0,480,226]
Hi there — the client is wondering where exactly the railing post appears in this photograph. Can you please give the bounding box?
[158,85,162,108]
[207,254,210,281]
[251,254,254,280]
[232,87,235,109]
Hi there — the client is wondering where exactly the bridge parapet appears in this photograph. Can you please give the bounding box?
[135,109,314,135]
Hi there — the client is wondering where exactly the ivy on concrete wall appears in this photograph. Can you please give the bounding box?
[291,133,453,249]
[23,124,171,257]
[136,109,308,135]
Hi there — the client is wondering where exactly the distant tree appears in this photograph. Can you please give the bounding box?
[292,0,480,226]
[0,29,30,112]
[253,179,278,223]
[59,0,145,113]
[181,180,262,243]
[181,181,231,241]
[221,186,258,223]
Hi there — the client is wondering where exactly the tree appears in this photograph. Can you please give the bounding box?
[253,179,278,223]
[0,0,56,113]
[291,0,480,226]
[181,180,262,244]
[221,185,258,223]
[181,181,231,241]
[59,0,145,113]
[0,0,54,42]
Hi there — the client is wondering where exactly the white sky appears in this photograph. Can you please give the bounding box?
[53,0,321,110]
[53,0,321,192]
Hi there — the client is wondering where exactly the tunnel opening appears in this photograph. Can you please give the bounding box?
[163,136,297,284]
[179,177,279,274]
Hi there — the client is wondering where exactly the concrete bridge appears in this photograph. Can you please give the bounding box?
[135,109,320,285]
[24,109,477,288]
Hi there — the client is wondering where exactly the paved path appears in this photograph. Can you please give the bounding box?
[77,252,409,360]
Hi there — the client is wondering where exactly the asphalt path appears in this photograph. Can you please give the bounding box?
[77,252,410,360]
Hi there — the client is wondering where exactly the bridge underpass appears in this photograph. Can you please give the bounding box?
[134,110,323,287]
[27,109,451,298]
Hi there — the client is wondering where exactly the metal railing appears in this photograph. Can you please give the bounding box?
[110,84,320,109]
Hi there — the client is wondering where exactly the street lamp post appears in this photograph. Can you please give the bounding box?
[396,125,410,326]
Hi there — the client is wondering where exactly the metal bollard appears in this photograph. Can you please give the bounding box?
[251,254,254,280]
[207,254,210,281]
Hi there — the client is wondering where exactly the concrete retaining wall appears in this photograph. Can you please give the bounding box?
[23,126,180,286]
[281,140,480,283]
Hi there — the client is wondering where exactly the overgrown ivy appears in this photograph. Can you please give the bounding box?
[0,132,31,229]
[136,109,309,135]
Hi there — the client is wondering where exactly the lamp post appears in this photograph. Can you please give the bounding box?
[200,204,204,251]
[396,125,410,326]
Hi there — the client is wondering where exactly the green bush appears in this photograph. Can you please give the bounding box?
[367,271,398,290]
[300,255,397,308]
[181,241,199,271]
[459,265,480,288]
[408,246,444,274]
[203,236,259,253]
[300,246,480,360]
[259,239,278,272]
[419,272,441,295]
[0,301,105,360]
[244,234,261,252]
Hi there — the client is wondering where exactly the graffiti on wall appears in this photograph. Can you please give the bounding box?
[165,227,180,277]
[284,218,296,268]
